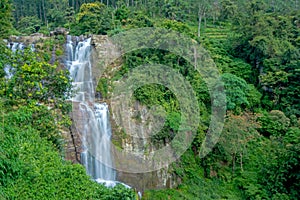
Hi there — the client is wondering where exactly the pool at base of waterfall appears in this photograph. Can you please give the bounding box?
[95,178,131,188]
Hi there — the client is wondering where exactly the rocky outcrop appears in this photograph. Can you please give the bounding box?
[65,101,85,163]
[7,32,180,191]
[11,33,180,190]
[110,101,180,191]
[7,33,67,69]
[91,35,180,191]
[50,27,69,36]
[91,35,121,81]
[8,33,48,44]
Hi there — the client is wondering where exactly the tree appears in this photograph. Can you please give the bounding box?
[258,110,290,137]
[1,48,72,111]
[0,101,136,199]
[16,16,42,35]
[231,1,300,116]
[219,112,259,175]
[197,2,208,38]
[259,130,300,199]
[74,2,112,35]
[220,0,237,21]
[221,73,249,112]
[65,7,75,31]
[0,0,13,38]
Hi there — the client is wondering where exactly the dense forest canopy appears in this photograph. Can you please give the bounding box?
[0,0,299,199]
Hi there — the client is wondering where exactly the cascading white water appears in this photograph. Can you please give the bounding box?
[6,42,34,78]
[66,35,116,181]
[7,42,25,52]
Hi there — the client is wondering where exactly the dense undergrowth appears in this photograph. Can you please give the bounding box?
[1,0,299,199]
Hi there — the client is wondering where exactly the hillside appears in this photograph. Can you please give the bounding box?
[0,0,299,199]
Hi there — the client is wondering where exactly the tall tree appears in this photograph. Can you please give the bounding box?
[0,0,13,38]
[232,0,300,115]
[75,2,112,35]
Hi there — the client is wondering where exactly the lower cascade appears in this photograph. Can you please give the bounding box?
[81,103,116,181]
[66,36,117,184]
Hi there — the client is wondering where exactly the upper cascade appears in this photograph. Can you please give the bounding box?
[66,35,116,181]
[66,36,94,102]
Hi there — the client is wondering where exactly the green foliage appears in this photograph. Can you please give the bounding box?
[0,44,71,149]
[1,49,72,108]
[16,16,42,35]
[118,11,154,29]
[33,35,66,64]
[259,136,300,199]
[246,84,262,110]
[96,77,109,99]
[145,149,242,200]
[221,73,249,112]
[219,112,260,174]
[47,9,66,29]
[219,73,262,113]
[65,7,75,30]
[129,11,154,28]
[259,110,290,137]
[0,0,14,38]
[73,2,112,35]
[0,103,136,199]
[3,1,300,199]
[132,84,180,145]
[115,5,130,21]
[202,39,254,83]
[220,0,238,20]
[156,19,194,38]
[231,4,300,115]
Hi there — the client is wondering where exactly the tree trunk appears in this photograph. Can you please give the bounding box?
[194,46,197,70]
[42,0,48,28]
[20,0,24,18]
[232,153,236,176]
[204,12,207,28]
[76,0,79,11]
[240,153,243,172]
[198,6,202,38]
[39,2,43,21]
[203,11,207,36]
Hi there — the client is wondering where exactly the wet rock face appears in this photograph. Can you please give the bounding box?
[90,36,180,190]
[8,33,48,44]
[64,36,120,164]
[117,168,180,192]
[7,32,180,189]
[110,101,180,191]
[7,33,180,190]
[91,35,121,80]
[64,101,85,163]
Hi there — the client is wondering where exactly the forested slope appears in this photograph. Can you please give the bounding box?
[0,0,299,199]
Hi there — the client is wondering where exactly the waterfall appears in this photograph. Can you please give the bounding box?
[6,42,34,79]
[66,35,116,181]
[7,42,25,52]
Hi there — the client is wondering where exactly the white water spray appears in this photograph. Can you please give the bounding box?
[66,35,116,181]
